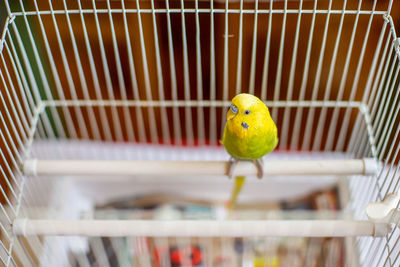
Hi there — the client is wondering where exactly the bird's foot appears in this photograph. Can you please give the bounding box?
[254,159,264,179]
[227,157,239,179]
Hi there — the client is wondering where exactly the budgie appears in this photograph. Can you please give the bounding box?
[222,93,278,209]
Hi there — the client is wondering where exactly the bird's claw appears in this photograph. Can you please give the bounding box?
[227,158,239,179]
[254,159,264,179]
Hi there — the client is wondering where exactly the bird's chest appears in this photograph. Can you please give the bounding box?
[225,124,266,158]
[227,120,258,139]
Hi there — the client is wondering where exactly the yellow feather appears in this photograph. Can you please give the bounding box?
[228,176,246,211]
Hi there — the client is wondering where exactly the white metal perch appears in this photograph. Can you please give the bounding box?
[23,158,378,177]
[13,219,391,237]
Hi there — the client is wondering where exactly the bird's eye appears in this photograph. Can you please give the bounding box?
[244,110,251,115]
[230,104,238,114]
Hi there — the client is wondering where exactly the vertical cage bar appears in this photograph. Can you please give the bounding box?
[8,25,55,138]
[76,0,113,141]
[125,0,150,144]
[2,45,34,124]
[16,0,65,139]
[31,1,77,139]
[348,21,388,153]
[0,107,24,168]
[260,0,273,101]
[302,0,333,150]
[180,0,194,146]
[235,0,244,95]
[195,0,205,145]
[290,0,317,150]
[134,0,159,144]
[272,0,287,122]
[336,0,377,151]
[4,40,42,137]
[165,0,182,145]
[248,0,259,95]
[358,35,394,157]
[312,0,348,151]
[325,0,362,151]
[61,0,102,140]
[106,0,135,142]
[0,69,28,149]
[375,66,400,155]
[370,54,397,150]
[280,0,303,149]
[91,0,124,141]
[46,0,89,139]
[220,0,230,139]
[209,0,217,145]
[0,56,30,138]
[148,0,171,144]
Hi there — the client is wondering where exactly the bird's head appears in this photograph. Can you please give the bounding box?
[226,93,270,132]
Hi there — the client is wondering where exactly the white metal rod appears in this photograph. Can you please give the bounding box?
[248,0,259,95]
[91,0,124,141]
[106,0,135,142]
[47,1,89,139]
[272,0,287,122]
[165,0,182,145]
[290,0,318,150]
[325,0,361,151]
[376,72,400,154]
[209,0,217,145]
[180,0,194,146]
[23,158,378,177]
[0,57,30,139]
[76,0,112,141]
[260,0,273,100]
[0,119,24,189]
[120,0,146,143]
[301,0,332,150]
[3,43,34,123]
[235,0,244,94]
[10,9,387,16]
[18,0,66,139]
[42,99,362,108]
[195,0,205,146]
[13,219,391,237]
[220,0,230,140]
[280,0,303,149]
[134,0,159,144]
[32,1,77,139]
[0,83,26,157]
[348,23,388,154]
[62,0,102,141]
[336,0,377,152]
[8,26,54,139]
[371,49,397,134]
[149,0,171,144]
[312,0,348,151]
[357,36,394,157]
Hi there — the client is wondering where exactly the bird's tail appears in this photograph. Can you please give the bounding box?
[228,176,246,211]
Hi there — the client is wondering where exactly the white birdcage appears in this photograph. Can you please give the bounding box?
[0,0,400,266]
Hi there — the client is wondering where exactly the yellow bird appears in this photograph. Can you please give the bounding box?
[222,94,278,210]
[222,93,278,179]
